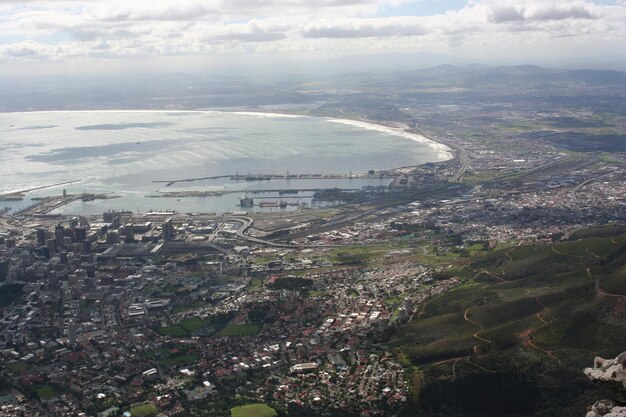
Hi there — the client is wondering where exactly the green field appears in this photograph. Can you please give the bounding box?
[329,244,391,265]
[159,317,207,336]
[130,403,157,417]
[171,301,208,314]
[159,353,199,367]
[6,361,29,374]
[231,403,276,417]
[391,227,626,416]
[247,278,264,290]
[307,289,324,297]
[219,323,261,336]
[34,385,57,400]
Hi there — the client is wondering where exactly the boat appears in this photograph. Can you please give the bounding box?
[245,175,271,181]
[239,195,254,207]
[278,189,298,195]
[258,200,290,208]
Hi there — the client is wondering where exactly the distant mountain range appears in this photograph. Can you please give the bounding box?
[358,64,626,89]
[0,64,624,112]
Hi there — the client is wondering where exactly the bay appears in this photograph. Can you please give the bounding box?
[0,110,451,214]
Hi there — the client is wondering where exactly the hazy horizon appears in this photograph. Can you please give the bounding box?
[0,0,625,79]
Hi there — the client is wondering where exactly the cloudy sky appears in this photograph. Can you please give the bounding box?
[1,0,625,75]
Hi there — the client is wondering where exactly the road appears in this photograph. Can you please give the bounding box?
[228,215,383,249]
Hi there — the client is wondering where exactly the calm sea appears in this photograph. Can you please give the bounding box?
[0,111,450,215]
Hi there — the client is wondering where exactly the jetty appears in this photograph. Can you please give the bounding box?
[152,171,396,186]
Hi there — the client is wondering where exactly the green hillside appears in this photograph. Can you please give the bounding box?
[392,227,626,417]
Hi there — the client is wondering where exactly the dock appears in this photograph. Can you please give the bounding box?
[0,179,82,201]
[153,172,395,186]
[153,188,362,198]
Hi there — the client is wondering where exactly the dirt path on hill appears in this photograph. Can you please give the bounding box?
[535,296,549,324]
[517,295,562,364]
[465,356,497,373]
[551,245,584,259]
[464,308,493,347]
[585,246,601,259]
[501,246,516,275]
[474,270,509,289]
[588,268,626,298]
[519,328,562,365]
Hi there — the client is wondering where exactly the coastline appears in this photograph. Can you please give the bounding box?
[1,108,454,165]
[321,118,453,162]
[1,109,456,215]
[224,110,455,163]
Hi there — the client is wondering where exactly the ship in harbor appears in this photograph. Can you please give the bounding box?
[259,200,289,208]
[231,172,272,181]
[278,189,299,195]
[239,194,254,207]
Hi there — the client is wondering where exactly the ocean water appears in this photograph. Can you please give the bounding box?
[0,111,451,215]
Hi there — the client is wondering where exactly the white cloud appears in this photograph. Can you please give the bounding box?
[0,0,623,66]
[302,16,428,38]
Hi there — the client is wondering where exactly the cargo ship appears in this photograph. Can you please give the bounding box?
[239,195,254,207]
[259,200,289,208]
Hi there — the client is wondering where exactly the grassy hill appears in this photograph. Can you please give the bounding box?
[391,227,626,416]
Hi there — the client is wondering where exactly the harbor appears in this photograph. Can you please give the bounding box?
[0,179,82,201]
[153,171,396,186]
[12,192,120,216]
[152,188,362,198]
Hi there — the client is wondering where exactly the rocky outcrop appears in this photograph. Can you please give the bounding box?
[585,352,626,389]
[585,400,626,417]
[585,351,626,417]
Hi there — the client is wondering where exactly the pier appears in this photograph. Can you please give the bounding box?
[152,171,396,186]
[0,179,82,201]
[153,188,362,198]
[14,193,119,216]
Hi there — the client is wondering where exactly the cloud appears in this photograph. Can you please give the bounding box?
[485,2,599,23]
[1,40,48,59]
[211,32,286,42]
[0,0,623,65]
[302,17,428,38]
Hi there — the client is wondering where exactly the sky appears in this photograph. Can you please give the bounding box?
[0,0,625,76]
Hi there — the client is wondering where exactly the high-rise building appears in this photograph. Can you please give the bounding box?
[46,238,56,255]
[81,240,92,254]
[0,259,9,282]
[162,217,174,241]
[123,224,135,243]
[36,228,47,246]
[55,224,65,250]
[106,231,120,244]
[68,320,77,345]
[74,227,86,242]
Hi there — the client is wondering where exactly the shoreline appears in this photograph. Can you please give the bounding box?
[2,109,456,215]
[1,109,454,164]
